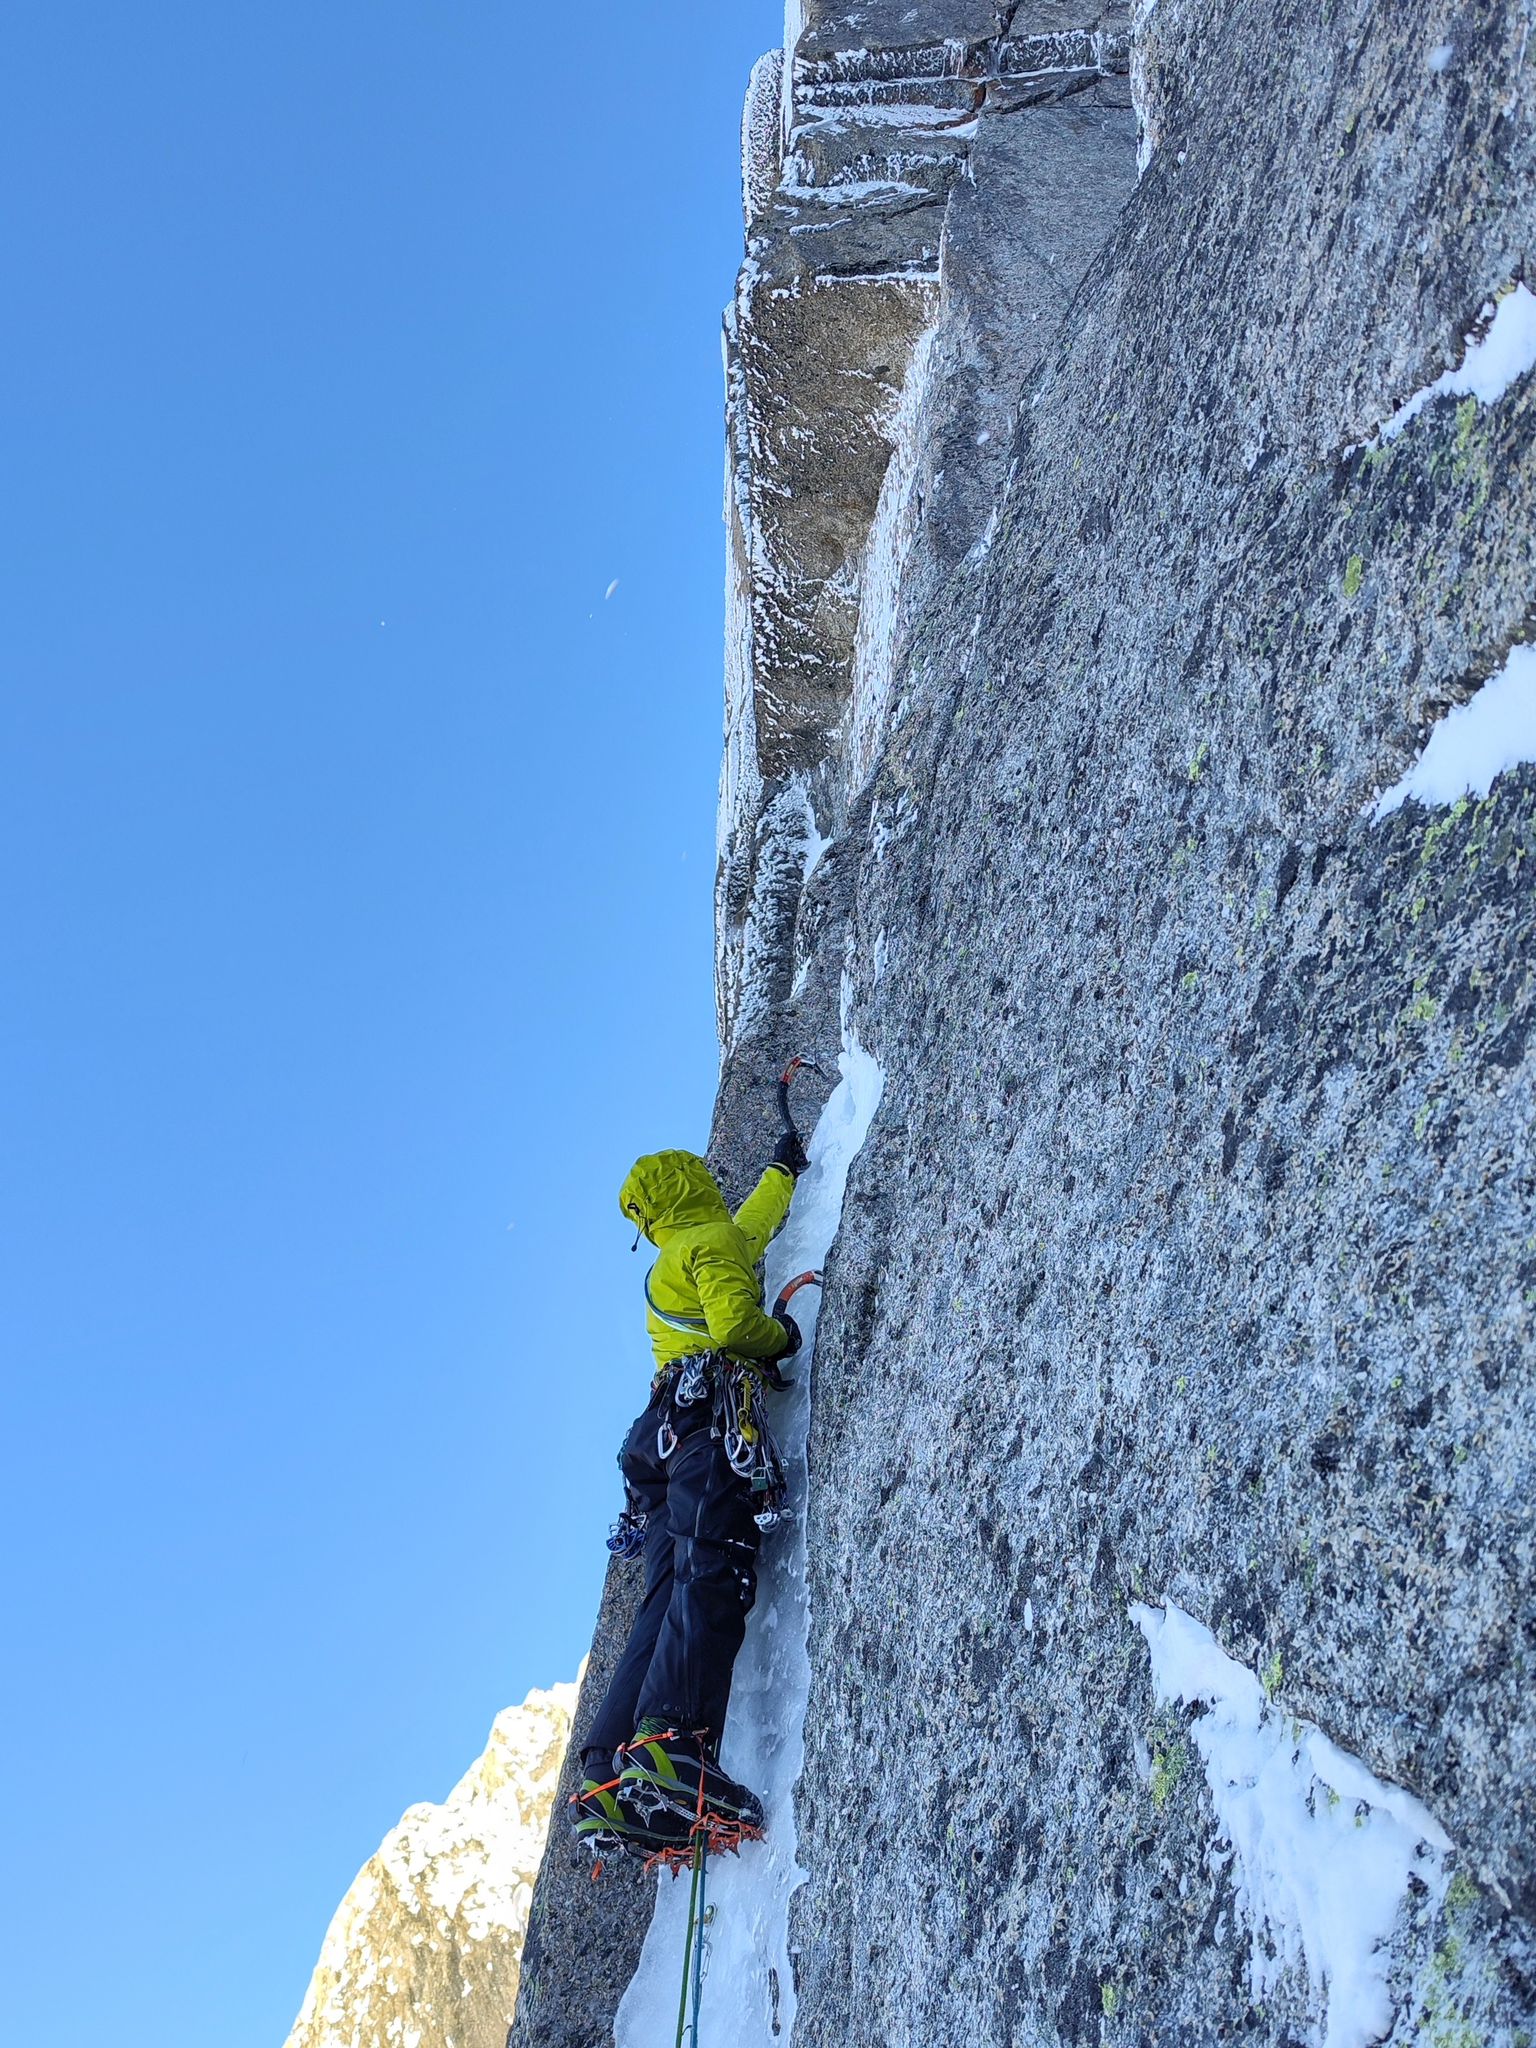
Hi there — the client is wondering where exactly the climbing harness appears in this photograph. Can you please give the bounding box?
[642,1337,818,1531]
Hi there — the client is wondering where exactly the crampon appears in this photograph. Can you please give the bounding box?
[642,1805,763,1877]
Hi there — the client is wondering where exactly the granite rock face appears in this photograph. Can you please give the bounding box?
[284,1680,576,2048]
[515,0,1536,2042]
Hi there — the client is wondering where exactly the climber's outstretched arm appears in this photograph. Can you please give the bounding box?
[732,1162,795,1262]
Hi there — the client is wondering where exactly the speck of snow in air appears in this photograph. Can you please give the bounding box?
[1375,282,1536,442]
[1428,40,1455,69]
[1132,1602,1451,2048]
[613,1035,885,2048]
[605,579,620,600]
[1374,640,1536,818]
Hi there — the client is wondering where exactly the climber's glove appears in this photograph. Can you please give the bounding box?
[773,1311,802,1359]
[772,1130,809,1177]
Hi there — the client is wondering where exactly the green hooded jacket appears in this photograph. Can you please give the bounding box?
[618,1149,795,1370]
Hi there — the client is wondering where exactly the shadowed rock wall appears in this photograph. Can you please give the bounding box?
[514,0,1536,2042]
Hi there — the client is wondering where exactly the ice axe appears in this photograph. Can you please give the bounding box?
[758,1056,827,1388]
[759,1268,821,1391]
[772,1270,822,1317]
[775,1052,828,1178]
[776,1053,827,1146]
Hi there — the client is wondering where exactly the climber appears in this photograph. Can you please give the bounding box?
[568,1130,808,1859]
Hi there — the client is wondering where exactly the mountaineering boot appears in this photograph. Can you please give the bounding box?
[617,1725,766,1837]
[565,1764,630,1858]
[566,1746,675,1861]
[566,1766,678,1861]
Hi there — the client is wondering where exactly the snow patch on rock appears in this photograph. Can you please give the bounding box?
[615,1036,886,2048]
[1132,1602,1450,2048]
[1368,283,1536,446]
[1373,640,1536,818]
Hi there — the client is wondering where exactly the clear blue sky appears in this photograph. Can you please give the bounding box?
[0,5,780,2042]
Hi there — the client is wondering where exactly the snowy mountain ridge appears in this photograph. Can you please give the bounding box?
[284,1678,576,2048]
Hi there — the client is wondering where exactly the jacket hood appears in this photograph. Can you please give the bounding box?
[619,1150,731,1244]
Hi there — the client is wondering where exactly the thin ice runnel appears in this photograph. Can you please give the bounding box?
[614,1035,885,2048]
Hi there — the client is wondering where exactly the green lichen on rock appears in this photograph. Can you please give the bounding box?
[1149,1721,1189,1811]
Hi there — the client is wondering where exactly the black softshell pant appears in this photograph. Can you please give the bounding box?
[583,1376,761,1769]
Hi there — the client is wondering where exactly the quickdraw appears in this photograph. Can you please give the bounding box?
[716,1359,787,1525]
[655,1352,713,1461]
[605,1508,647,1561]
[733,1269,821,1527]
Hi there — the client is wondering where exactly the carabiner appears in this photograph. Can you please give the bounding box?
[676,1357,711,1407]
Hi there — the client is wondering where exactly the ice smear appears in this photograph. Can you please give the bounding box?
[721,777,829,1053]
[1373,641,1536,818]
[781,0,805,147]
[800,787,832,882]
[1373,283,1536,443]
[742,50,785,231]
[1132,1601,1451,2048]
[614,1037,886,2048]
[846,323,936,795]
[779,167,928,204]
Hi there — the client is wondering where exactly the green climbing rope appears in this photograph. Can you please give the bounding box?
[673,1833,706,2048]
